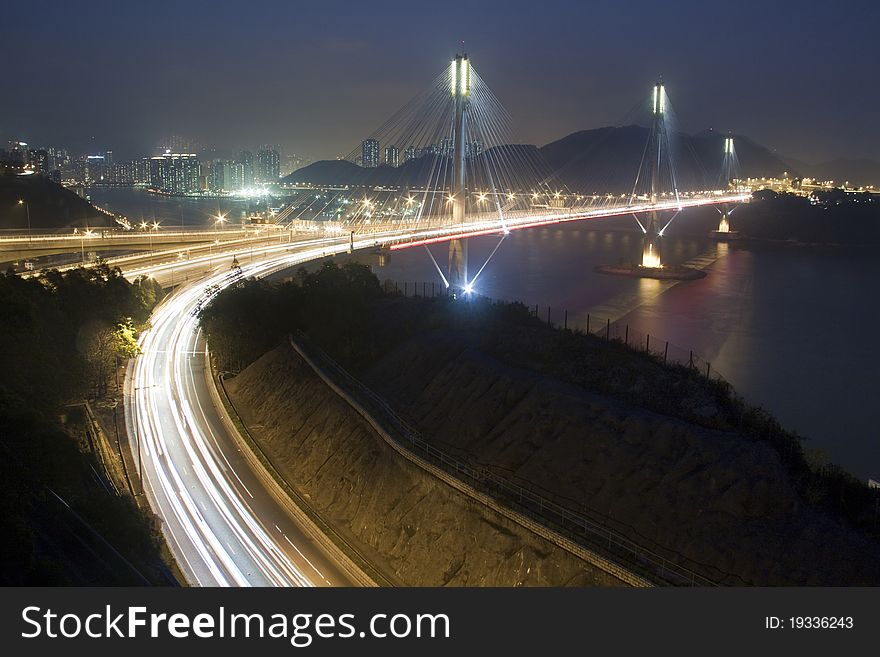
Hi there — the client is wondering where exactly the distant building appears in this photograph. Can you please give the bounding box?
[384,145,399,168]
[209,159,241,192]
[438,138,453,158]
[75,154,107,184]
[7,140,28,165]
[133,157,151,185]
[149,153,200,194]
[237,150,254,187]
[362,138,379,168]
[29,149,50,174]
[256,146,280,183]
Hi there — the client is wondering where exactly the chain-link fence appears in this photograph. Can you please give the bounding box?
[386,279,729,384]
[295,327,722,586]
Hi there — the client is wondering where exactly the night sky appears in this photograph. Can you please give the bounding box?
[3,0,877,163]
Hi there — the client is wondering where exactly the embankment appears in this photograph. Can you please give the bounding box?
[364,330,880,585]
[225,341,626,586]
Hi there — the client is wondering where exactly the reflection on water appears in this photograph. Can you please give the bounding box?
[87,188,274,228]
[376,222,879,481]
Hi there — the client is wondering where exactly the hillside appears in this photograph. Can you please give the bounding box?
[225,341,624,586]
[0,172,114,231]
[200,263,880,585]
[283,144,543,190]
[283,127,794,193]
[540,126,794,192]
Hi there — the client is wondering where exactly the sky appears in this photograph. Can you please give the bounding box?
[3,0,878,164]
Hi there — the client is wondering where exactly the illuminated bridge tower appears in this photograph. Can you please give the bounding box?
[641,79,665,269]
[448,53,471,290]
[718,136,734,233]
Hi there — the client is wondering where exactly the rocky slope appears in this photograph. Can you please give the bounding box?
[226,342,624,587]
[364,331,880,585]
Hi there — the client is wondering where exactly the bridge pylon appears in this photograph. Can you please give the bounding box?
[642,79,665,269]
[448,53,470,290]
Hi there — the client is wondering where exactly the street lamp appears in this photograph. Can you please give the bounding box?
[214,214,227,231]
[18,199,31,242]
[76,228,94,265]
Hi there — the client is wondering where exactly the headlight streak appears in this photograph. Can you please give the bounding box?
[130,229,415,587]
[127,196,746,588]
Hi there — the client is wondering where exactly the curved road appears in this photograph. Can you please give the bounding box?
[125,235,375,586]
[123,195,746,587]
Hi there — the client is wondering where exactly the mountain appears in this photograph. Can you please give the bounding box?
[282,144,545,190]
[540,126,795,193]
[282,127,803,194]
[0,172,114,230]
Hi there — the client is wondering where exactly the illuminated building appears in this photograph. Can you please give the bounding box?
[384,145,399,167]
[362,139,379,168]
[257,147,280,182]
[149,153,201,194]
[237,150,254,187]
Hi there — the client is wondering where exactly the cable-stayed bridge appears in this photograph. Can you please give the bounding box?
[9,54,750,588]
[3,52,746,289]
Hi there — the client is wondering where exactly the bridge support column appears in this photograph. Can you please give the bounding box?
[642,80,665,269]
[642,210,661,268]
[448,53,470,290]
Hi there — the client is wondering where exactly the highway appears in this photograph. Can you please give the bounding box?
[120,194,747,587]
[125,234,378,586]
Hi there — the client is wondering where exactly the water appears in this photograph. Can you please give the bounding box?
[87,187,275,228]
[85,189,878,479]
[375,218,880,482]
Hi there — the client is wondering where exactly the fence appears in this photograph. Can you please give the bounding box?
[294,330,721,586]
[385,279,729,385]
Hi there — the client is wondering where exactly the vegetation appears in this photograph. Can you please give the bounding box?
[0,263,168,584]
[200,261,880,542]
[200,260,382,372]
[0,170,113,230]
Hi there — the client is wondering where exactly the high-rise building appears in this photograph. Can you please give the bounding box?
[256,146,280,183]
[133,158,151,185]
[467,139,484,158]
[49,147,70,170]
[149,153,200,194]
[29,149,50,174]
[210,159,242,192]
[384,146,399,168]
[237,150,254,187]
[438,138,454,158]
[8,140,28,165]
[76,154,107,184]
[404,146,416,162]
[362,138,379,168]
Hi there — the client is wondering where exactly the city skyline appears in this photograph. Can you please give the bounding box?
[1,0,878,165]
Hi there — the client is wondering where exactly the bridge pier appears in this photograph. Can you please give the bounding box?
[448,53,470,290]
[642,210,661,268]
[641,80,665,269]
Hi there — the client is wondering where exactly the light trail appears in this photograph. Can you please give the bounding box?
[388,194,749,250]
[127,234,387,586]
[124,195,747,587]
